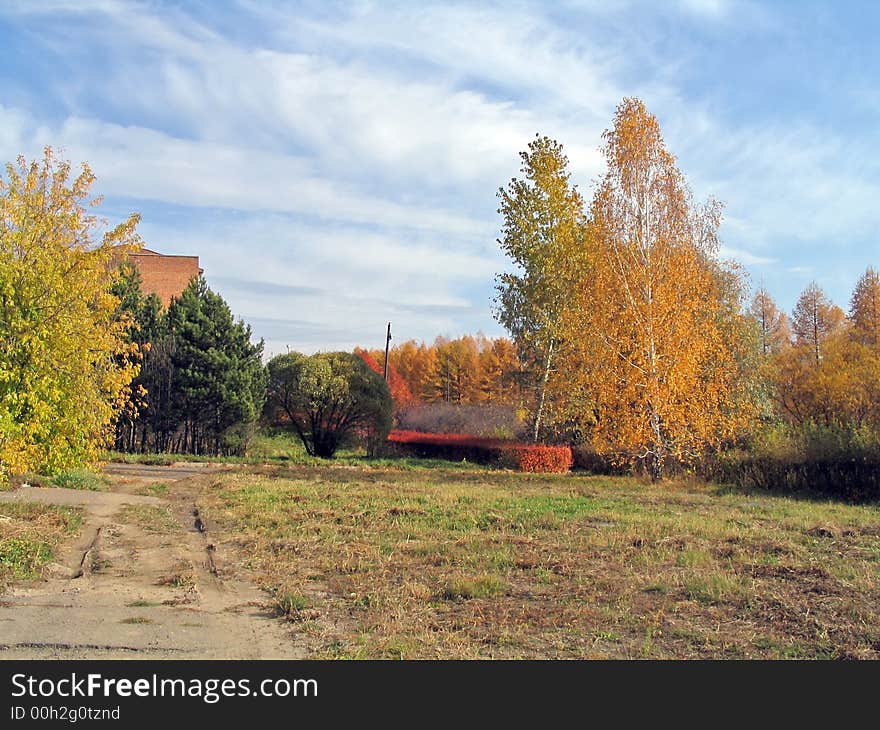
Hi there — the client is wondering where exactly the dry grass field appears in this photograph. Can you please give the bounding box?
[196,463,880,659]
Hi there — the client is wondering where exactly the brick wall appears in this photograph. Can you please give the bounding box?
[129,250,202,308]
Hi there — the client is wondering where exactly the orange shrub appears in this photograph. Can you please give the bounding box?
[509,445,573,473]
[387,430,572,473]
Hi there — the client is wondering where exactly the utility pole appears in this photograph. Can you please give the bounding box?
[383,322,392,381]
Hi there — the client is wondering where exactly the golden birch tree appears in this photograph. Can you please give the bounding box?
[559,98,757,479]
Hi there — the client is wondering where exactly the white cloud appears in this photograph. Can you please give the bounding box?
[719,246,775,266]
[136,212,504,355]
[677,0,730,18]
[671,115,880,251]
[0,106,492,238]
[0,0,875,343]
[7,1,616,193]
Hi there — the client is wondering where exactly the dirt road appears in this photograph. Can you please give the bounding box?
[0,463,303,659]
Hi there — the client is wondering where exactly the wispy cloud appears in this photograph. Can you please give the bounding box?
[719,246,775,266]
[677,0,730,19]
[0,0,877,349]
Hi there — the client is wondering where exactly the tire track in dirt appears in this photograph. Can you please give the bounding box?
[0,463,304,659]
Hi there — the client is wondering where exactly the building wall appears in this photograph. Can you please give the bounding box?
[129,250,202,308]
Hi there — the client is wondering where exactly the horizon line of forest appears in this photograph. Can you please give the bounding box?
[2,97,879,496]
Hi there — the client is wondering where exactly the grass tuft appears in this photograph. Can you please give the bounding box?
[0,503,82,587]
[271,590,312,618]
[51,469,108,491]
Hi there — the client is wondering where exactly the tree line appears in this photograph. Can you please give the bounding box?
[112,264,266,455]
[0,148,393,477]
[360,334,522,407]
[5,102,877,485]
[114,266,394,459]
[491,97,880,480]
[756,274,880,442]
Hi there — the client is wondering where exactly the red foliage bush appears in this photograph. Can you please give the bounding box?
[387,430,572,473]
[508,444,574,473]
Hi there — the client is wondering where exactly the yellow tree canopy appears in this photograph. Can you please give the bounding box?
[772,273,880,432]
[791,281,846,367]
[750,287,791,356]
[850,267,880,350]
[0,148,142,478]
[558,99,758,478]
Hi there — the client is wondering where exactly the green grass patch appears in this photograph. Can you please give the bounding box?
[51,469,108,491]
[683,572,753,606]
[271,590,312,618]
[135,482,170,497]
[0,503,82,587]
[0,538,52,579]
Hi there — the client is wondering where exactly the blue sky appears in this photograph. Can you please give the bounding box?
[1,0,878,355]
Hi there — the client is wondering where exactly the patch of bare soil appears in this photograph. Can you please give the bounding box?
[0,464,303,659]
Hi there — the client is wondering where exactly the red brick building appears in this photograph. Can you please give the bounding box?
[128,248,203,308]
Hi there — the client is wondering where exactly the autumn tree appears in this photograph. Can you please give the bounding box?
[850,267,880,349]
[477,336,521,404]
[0,148,142,479]
[361,335,523,408]
[773,329,880,433]
[388,340,437,402]
[559,98,757,479]
[750,287,790,356]
[431,335,481,404]
[790,282,846,367]
[354,348,416,412]
[771,282,846,427]
[494,135,587,441]
[773,274,880,435]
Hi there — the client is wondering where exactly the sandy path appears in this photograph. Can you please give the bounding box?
[0,463,304,659]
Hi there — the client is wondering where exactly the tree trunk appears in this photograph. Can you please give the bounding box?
[532,340,554,443]
[646,450,663,482]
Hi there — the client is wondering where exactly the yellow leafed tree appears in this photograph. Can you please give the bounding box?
[0,148,142,480]
[750,286,791,356]
[559,99,758,479]
[790,281,846,367]
[772,274,880,432]
[850,267,880,350]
